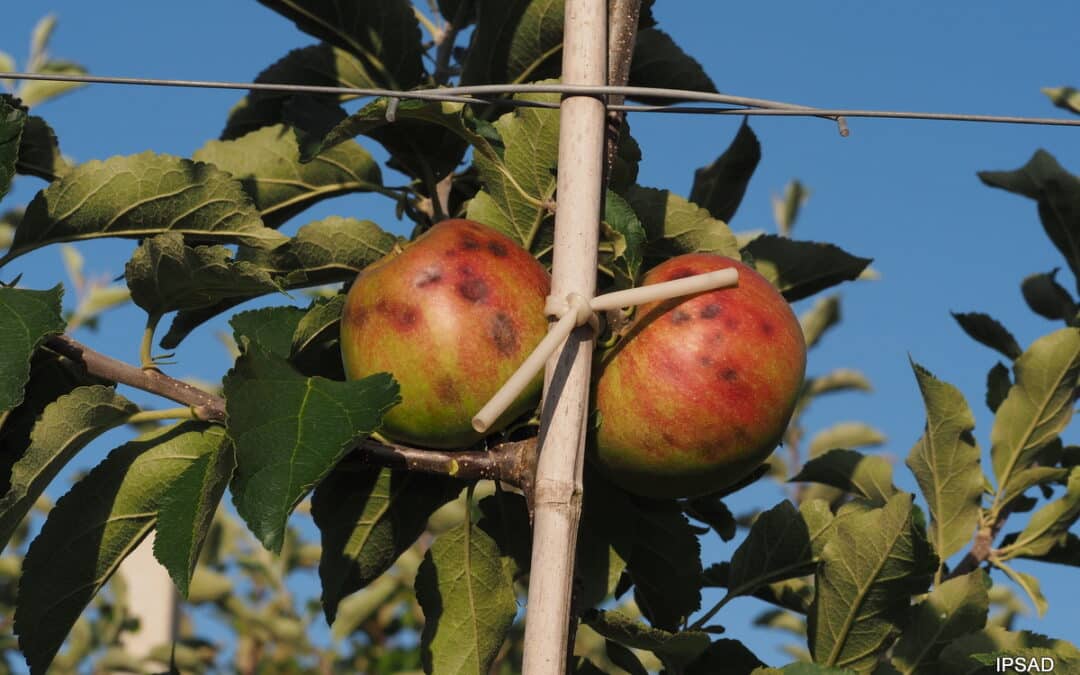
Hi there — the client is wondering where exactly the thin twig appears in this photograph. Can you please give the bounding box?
[946,505,1015,579]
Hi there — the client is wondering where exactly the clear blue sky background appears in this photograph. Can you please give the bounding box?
[2,0,1079,668]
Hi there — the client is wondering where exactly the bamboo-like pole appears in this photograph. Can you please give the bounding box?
[521,0,608,672]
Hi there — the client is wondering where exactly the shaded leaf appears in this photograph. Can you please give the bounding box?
[684,494,737,541]
[686,638,766,675]
[0,96,26,198]
[624,185,740,265]
[905,362,984,562]
[577,470,636,610]
[606,640,648,675]
[477,490,533,579]
[689,120,760,223]
[416,520,516,675]
[0,385,136,551]
[628,28,716,101]
[951,312,1022,359]
[125,233,281,316]
[16,113,69,182]
[990,327,1080,497]
[0,285,65,414]
[15,423,224,675]
[2,152,286,266]
[583,609,710,671]
[255,0,423,89]
[939,627,1078,675]
[808,422,886,459]
[223,345,400,552]
[890,570,990,674]
[809,494,937,672]
[231,306,306,359]
[460,0,564,85]
[626,499,702,631]
[291,294,345,359]
[154,441,236,597]
[986,362,1011,413]
[312,467,460,622]
[1021,268,1077,323]
[998,467,1080,562]
[724,500,819,604]
[742,236,871,302]
[791,449,897,506]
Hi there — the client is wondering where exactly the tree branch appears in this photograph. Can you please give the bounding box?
[603,0,643,181]
[947,505,1014,579]
[43,333,537,491]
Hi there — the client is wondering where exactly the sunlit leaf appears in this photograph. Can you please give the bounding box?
[791,449,897,506]
[890,570,989,674]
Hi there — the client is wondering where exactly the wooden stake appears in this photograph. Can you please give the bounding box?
[521,0,608,672]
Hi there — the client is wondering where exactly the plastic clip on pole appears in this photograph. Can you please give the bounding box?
[471,267,739,433]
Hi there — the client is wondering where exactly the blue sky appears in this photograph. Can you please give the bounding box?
[2,0,1079,667]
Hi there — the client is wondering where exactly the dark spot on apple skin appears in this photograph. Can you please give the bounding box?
[667,267,695,280]
[671,309,692,324]
[460,235,481,251]
[490,312,518,355]
[661,430,677,446]
[721,367,738,382]
[698,354,713,367]
[710,331,725,344]
[487,240,509,257]
[435,377,459,403]
[700,303,722,319]
[344,303,367,330]
[457,277,489,303]
[760,320,775,336]
[376,299,419,330]
[724,317,741,331]
[415,267,442,287]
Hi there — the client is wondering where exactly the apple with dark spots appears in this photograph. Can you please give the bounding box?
[341,219,551,449]
[591,253,806,499]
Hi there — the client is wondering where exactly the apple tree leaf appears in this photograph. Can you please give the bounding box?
[951,312,1023,360]
[790,449,897,506]
[460,0,564,85]
[689,120,760,224]
[800,295,841,349]
[312,467,461,622]
[629,28,716,101]
[889,569,990,674]
[1021,268,1077,322]
[231,306,306,359]
[626,499,702,631]
[0,385,137,551]
[723,500,821,604]
[0,96,26,198]
[939,627,1079,675]
[808,493,937,672]
[742,235,872,302]
[415,519,517,675]
[624,185,740,265]
[223,344,400,552]
[14,423,225,675]
[998,467,1080,563]
[808,422,886,459]
[990,327,1080,498]
[194,123,382,228]
[0,285,65,414]
[905,362,984,562]
[1,152,286,266]
[583,609,710,671]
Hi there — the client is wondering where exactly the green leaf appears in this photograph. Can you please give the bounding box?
[951,312,1023,359]
[18,61,87,108]
[791,449,897,506]
[583,609,710,671]
[979,151,1080,294]
[997,466,1070,514]
[477,490,533,580]
[291,294,345,359]
[689,120,760,224]
[0,285,65,414]
[153,441,236,597]
[124,233,282,316]
[742,235,872,302]
[415,520,517,675]
[0,385,137,551]
[939,627,1079,675]
[999,467,1080,562]
[194,123,382,228]
[2,152,286,266]
[159,217,399,349]
[808,422,887,459]
[466,91,561,248]
[809,493,937,672]
[772,181,811,237]
[254,0,423,90]
[231,306,306,359]
[990,327,1080,497]
[723,501,820,604]
[905,362,984,562]
[312,467,460,622]
[972,647,1080,673]
[801,369,873,405]
[752,665,857,675]
[222,43,387,140]
[1006,531,1080,567]
[1021,268,1077,322]
[460,0,564,85]
[0,96,26,199]
[602,190,647,285]
[577,471,635,609]
[686,639,766,675]
[992,560,1048,617]
[628,27,716,100]
[1043,86,1080,116]
[800,295,841,349]
[624,185,740,264]
[986,362,1011,413]
[14,422,225,675]
[684,494,737,541]
[606,640,649,675]
[890,570,990,674]
[224,345,400,552]
[626,499,702,631]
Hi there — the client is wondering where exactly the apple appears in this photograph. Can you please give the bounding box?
[340,219,551,448]
[591,253,806,499]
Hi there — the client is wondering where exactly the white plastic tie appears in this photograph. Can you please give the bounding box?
[471,267,739,433]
